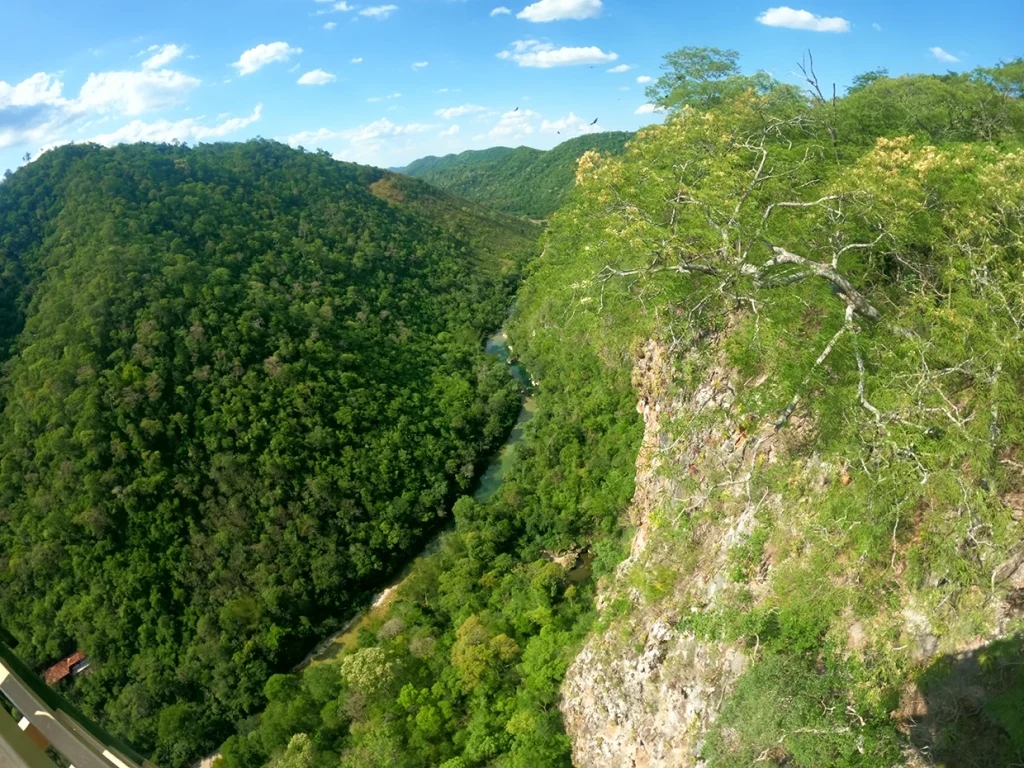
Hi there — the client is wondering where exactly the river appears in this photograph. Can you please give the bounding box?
[291,327,535,668]
[197,327,535,767]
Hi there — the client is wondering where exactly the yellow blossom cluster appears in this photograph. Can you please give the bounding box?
[976,149,1024,221]
[575,150,604,186]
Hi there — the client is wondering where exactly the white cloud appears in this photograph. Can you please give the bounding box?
[489,108,539,138]
[636,75,652,84]
[74,69,201,115]
[0,72,66,109]
[540,111,600,135]
[0,121,62,150]
[512,39,548,52]
[298,69,336,85]
[412,61,429,70]
[351,57,364,63]
[367,92,402,102]
[635,103,665,115]
[930,46,960,63]
[287,127,342,145]
[287,117,437,162]
[756,7,850,32]
[359,5,398,18]
[497,40,618,68]
[439,124,460,136]
[0,76,70,149]
[349,118,436,141]
[872,22,882,31]
[89,104,263,145]
[142,44,185,70]
[314,1,354,13]
[435,103,486,119]
[607,64,631,73]
[491,6,511,15]
[232,42,303,75]
[0,64,211,154]
[517,0,602,22]
[324,21,337,29]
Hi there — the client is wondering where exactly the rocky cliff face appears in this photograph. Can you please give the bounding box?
[561,339,765,767]
[560,338,1024,767]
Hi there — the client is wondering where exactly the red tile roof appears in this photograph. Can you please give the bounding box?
[43,651,86,685]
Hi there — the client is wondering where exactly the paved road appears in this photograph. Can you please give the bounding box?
[0,659,141,768]
[0,704,56,768]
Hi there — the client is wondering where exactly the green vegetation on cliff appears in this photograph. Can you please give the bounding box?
[211,50,1024,768]
[550,50,1024,767]
[214,234,643,768]
[0,140,537,766]
[402,132,633,219]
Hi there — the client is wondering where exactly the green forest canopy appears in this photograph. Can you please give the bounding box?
[402,132,633,219]
[1,46,1023,768]
[0,140,537,765]
[209,51,1024,768]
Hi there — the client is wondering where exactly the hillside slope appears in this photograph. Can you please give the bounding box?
[206,63,1024,768]
[403,131,633,219]
[537,80,1024,767]
[0,140,538,766]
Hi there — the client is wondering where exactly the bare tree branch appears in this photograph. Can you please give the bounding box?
[776,303,855,429]
[759,195,845,227]
[755,246,881,322]
[855,342,884,424]
[597,262,721,281]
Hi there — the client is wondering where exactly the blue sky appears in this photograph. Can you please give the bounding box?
[0,0,1020,173]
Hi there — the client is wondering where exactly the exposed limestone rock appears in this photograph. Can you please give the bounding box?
[542,547,582,569]
[562,336,1024,768]
[563,619,747,768]
[562,340,768,768]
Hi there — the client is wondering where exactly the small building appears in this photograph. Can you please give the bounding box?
[42,651,88,686]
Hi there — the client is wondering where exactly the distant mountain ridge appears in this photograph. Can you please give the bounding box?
[402,131,633,218]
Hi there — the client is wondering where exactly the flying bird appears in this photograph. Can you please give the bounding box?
[513,106,519,112]
[590,118,599,126]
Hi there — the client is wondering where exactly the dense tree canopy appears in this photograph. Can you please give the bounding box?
[213,301,642,768]
[532,53,1024,767]
[644,46,797,112]
[210,52,1024,768]
[3,49,1024,768]
[402,132,633,219]
[0,140,537,765]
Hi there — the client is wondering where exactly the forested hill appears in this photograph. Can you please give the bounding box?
[402,131,633,219]
[206,56,1024,768]
[0,140,537,765]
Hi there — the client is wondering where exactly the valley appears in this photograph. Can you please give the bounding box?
[294,326,538,674]
[1,39,1024,768]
